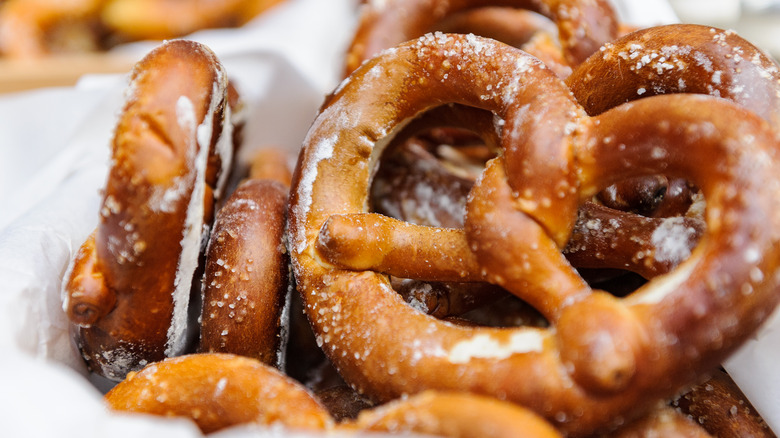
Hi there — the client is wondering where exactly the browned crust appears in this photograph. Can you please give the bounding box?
[346,0,619,76]
[105,353,333,434]
[199,178,290,366]
[63,39,231,381]
[288,33,780,436]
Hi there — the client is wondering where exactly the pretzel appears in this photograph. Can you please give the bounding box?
[561,23,780,276]
[62,40,233,381]
[345,0,619,77]
[610,404,713,437]
[567,24,780,126]
[434,7,572,78]
[105,353,333,434]
[100,0,287,41]
[0,0,286,57]
[288,33,780,436]
[0,0,107,57]
[198,179,289,367]
[106,352,564,437]
[672,369,777,438]
[345,391,563,437]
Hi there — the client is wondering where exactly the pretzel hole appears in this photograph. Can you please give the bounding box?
[366,107,706,324]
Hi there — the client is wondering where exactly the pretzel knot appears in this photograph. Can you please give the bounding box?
[288,33,780,436]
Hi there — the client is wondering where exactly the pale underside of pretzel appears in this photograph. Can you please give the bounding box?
[288,33,780,436]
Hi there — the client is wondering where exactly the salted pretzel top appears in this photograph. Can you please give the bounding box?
[289,33,780,436]
[567,24,780,124]
[345,0,619,75]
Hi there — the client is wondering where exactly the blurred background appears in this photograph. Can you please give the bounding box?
[668,0,780,58]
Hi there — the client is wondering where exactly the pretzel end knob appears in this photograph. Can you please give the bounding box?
[558,292,642,394]
[64,234,116,327]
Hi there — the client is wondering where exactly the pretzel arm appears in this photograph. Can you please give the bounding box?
[317,213,482,282]
[564,202,705,279]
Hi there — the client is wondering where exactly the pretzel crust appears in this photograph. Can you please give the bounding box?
[566,24,780,125]
[198,178,289,367]
[62,40,232,381]
[105,353,333,434]
[345,0,619,76]
[100,0,286,40]
[289,33,780,435]
[345,391,563,437]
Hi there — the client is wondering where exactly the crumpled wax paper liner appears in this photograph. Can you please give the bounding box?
[0,0,777,436]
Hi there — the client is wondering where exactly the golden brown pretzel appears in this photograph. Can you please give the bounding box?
[345,0,619,76]
[100,0,286,41]
[288,33,780,436]
[105,353,333,434]
[0,0,286,57]
[370,123,707,280]
[106,353,566,437]
[563,202,705,279]
[0,0,108,57]
[198,178,289,367]
[567,24,780,125]
[672,369,777,438]
[345,390,563,437]
[435,7,573,78]
[560,23,780,277]
[62,40,233,381]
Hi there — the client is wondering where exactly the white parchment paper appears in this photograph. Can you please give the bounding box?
[1,0,776,436]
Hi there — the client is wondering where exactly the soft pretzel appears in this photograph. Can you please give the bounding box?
[610,404,713,438]
[567,24,780,125]
[62,40,233,381]
[563,202,705,279]
[672,369,777,438]
[105,353,333,434]
[106,352,564,437]
[198,178,289,367]
[345,0,619,76]
[100,0,286,41]
[0,0,108,57]
[345,390,563,437]
[288,33,780,436]
[560,23,780,276]
[0,0,286,57]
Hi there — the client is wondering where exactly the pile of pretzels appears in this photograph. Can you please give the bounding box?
[61,0,780,437]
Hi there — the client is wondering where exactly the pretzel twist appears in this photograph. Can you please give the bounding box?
[289,33,780,436]
[62,40,233,381]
